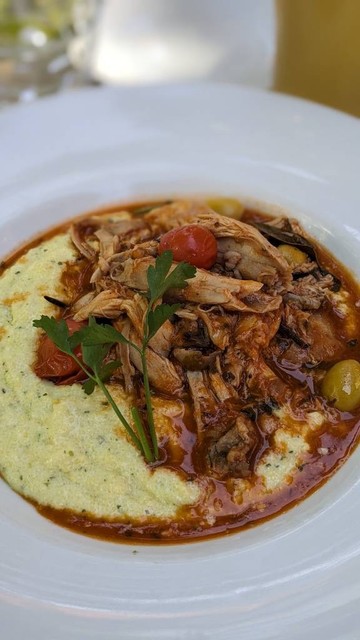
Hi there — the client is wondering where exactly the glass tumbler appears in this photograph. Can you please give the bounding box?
[0,0,74,103]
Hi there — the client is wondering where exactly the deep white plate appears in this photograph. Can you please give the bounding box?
[1,85,360,640]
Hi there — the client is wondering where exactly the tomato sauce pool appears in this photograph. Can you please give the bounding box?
[2,199,360,544]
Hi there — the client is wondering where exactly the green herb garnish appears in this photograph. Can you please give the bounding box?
[33,251,196,462]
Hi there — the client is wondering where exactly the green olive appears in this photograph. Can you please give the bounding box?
[207,197,245,219]
[321,359,360,412]
[278,243,308,266]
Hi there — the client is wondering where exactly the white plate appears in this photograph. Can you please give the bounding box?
[1,85,360,640]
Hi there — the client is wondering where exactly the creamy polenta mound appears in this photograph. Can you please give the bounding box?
[0,235,200,519]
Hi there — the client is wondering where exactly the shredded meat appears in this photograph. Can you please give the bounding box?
[72,290,124,321]
[145,201,291,289]
[197,213,291,289]
[196,306,235,350]
[305,314,343,363]
[144,200,210,233]
[282,304,343,364]
[129,329,184,397]
[173,348,219,371]
[208,371,237,401]
[95,228,120,261]
[186,371,219,434]
[172,315,210,350]
[292,261,320,277]
[63,201,350,480]
[91,240,158,284]
[110,256,282,313]
[232,311,282,359]
[206,414,259,479]
[245,358,292,405]
[285,273,335,310]
[70,224,96,260]
[186,370,258,478]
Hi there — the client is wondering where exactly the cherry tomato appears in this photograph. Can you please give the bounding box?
[158,225,217,269]
[35,318,86,382]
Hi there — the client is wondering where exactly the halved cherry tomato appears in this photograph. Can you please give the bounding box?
[35,318,86,383]
[158,225,217,269]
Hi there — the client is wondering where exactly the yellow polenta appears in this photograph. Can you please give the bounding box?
[0,235,200,519]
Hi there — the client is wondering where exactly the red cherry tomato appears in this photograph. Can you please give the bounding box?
[158,225,217,269]
[35,318,86,383]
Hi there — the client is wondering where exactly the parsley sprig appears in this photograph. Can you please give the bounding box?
[33,251,196,463]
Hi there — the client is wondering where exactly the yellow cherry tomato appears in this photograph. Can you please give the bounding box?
[207,198,245,219]
[278,244,308,266]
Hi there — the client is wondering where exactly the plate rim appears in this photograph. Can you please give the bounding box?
[1,83,360,640]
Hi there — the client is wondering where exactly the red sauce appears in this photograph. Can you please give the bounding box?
[33,406,360,543]
[2,199,360,544]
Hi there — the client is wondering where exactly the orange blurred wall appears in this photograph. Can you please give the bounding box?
[274,0,360,116]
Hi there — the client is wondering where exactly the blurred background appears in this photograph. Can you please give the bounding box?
[1,0,359,116]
